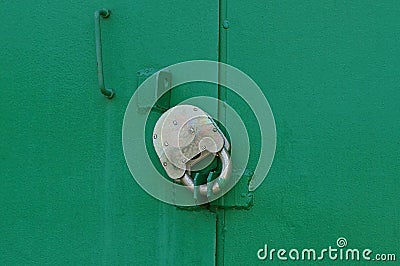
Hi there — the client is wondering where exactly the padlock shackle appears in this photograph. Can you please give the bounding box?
[180,148,231,197]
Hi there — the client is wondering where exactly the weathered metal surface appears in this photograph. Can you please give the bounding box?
[153,104,232,197]
[153,105,225,176]
[1,0,399,265]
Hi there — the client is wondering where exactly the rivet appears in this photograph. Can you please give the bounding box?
[173,120,178,125]
[223,19,229,29]
[163,162,167,166]
[153,134,157,139]
[201,145,206,150]
[164,141,169,146]
[181,158,187,163]
[212,127,217,132]
[193,107,198,111]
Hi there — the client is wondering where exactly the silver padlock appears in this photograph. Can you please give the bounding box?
[153,105,231,196]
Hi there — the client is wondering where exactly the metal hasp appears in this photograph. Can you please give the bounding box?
[94,8,114,99]
[137,69,172,111]
[153,105,232,199]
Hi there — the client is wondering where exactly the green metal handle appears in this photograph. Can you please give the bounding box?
[94,8,114,99]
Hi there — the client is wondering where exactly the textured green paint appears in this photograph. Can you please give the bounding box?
[224,1,400,265]
[1,0,399,265]
[0,1,218,264]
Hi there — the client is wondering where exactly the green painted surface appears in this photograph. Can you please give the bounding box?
[224,1,399,265]
[1,0,399,265]
[1,1,218,265]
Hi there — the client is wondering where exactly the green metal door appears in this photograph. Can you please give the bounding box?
[222,1,400,264]
[1,0,399,265]
[1,1,219,264]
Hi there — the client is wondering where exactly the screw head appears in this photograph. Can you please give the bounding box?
[163,162,167,166]
[173,120,178,125]
[212,127,217,132]
[164,141,169,146]
[222,19,229,29]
